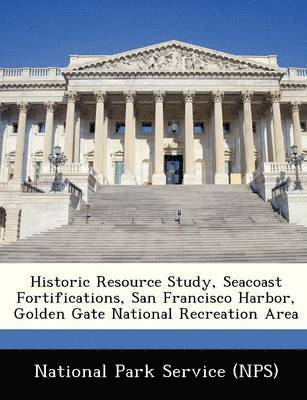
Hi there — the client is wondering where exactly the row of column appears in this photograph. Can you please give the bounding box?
[2,90,303,186]
[88,89,287,185]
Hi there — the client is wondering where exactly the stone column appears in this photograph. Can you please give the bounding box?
[74,111,81,163]
[102,111,110,181]
[64,91,78,162]
[212,91,227,184]
[270,90,285,162]
[290,102,303,154]
[265,107,275,162]
[11,102,29,186]
[43,102,56,164]
[121,90,136,184]
[183,90,197,184]
[259,117,268,163]
[93,91,107,176]
[241,91,255,183]
[233,118,242,175]
[152,90,166,185]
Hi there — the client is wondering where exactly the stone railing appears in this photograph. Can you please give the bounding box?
[284,67,307,79]
[262,161,307,174]
[42,162,90,175]
[0,67,64,80]
[60,162,90,174]
[0,182,8,192]
[251,161,307,201]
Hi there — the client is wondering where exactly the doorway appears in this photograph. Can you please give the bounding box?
[164,155,183,184]
[114,161,124,184]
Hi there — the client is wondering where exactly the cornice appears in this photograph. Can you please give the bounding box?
[65,70,284,79]
[0,81,66,90]
[280,81,307,89]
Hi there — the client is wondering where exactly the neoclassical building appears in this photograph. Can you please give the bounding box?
[0,40,306,188]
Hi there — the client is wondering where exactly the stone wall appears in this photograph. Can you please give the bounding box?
[0,191,81,243]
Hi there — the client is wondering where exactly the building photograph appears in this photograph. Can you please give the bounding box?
[0,1,306,262]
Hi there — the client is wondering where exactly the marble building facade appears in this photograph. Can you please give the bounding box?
[0,40,306,188]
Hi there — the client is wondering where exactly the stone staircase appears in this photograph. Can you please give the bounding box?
[1,184,307,262]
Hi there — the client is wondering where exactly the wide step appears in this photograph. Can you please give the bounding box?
[0,184,306,262]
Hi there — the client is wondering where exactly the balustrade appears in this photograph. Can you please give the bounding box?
[0,67,64,79]
[286,68,307,79]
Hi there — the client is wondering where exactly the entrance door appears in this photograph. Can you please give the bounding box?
[114,161,124,184]
[164,155,183,184]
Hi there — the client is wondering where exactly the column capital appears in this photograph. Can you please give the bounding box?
[95,90,107,103]
[17,101,29,113]
[183,90,195,103]
[65,91,79,103]
[241,90,253,102]
[211,90,224,103]
[124,90,136,103]
[289,101,301,112]
[44,101,56,113]
[153,90,166,103]
[269,90,281,103]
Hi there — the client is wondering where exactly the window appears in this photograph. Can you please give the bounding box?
[252,122,257,134]
[38,122,45,134]
[35,161,42,181]
[194,122,204,135]
[115,122,125,135]
[141,121,153,135]
[8,161,14,180]
[301,122,306,132]
[12,123,18,134]
[223,122,231,134]
[89,122,95,134]
[167,121,179,136]
[88,161,93,172]
[114,161,124,184]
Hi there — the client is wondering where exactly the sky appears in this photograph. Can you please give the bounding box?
[0,0,306,68]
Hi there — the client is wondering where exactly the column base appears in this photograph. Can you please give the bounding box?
[183,173,199,185]
[121,173,136,185]
[214,173,228,184]
[152,173,166,185]
[230,173,242,184]
[243,172,253,184]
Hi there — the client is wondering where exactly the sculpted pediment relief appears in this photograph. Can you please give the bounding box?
[67,41,283,77]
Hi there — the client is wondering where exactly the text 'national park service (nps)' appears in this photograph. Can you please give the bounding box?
[0,263,306,329]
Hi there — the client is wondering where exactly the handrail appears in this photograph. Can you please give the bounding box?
[21,180,44,193]
[272,178,290,197]
[66,180,82,198]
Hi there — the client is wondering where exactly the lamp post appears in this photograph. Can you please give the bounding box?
[286,145,305,191]
[48,145,67,192]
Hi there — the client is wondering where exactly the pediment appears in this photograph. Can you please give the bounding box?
[66,40,284,78]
